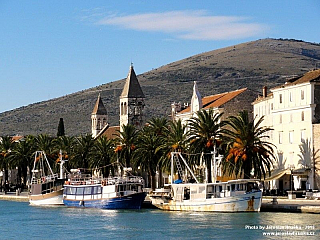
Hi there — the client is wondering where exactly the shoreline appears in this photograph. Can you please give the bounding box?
[1,192,320,213]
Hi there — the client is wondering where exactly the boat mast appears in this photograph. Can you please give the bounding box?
[59,149,67,179]
[171,152,199,184]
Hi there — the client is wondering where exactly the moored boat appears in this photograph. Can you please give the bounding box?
[149,152,262,212]
[29,151,66,205]
[62,169,146,209]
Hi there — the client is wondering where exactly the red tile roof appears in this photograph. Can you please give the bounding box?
[100,126,120,139]
[178,88,247,114]
[273,69,320,89]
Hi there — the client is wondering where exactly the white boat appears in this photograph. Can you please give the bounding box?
[150,152,262,212]
[29,151,66,205]
[62,169,146,209]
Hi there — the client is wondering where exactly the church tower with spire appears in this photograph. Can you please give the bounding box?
[190,81,202,113]
[91,93,108,138]
[119,64,145,131]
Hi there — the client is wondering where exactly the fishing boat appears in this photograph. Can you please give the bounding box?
[62,168,146,209]
[29,151,67,205]
[150,152,262,212]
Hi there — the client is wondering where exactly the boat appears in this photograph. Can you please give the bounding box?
[62,168,146,209]
[149,152,262,212]
[29,151,67,205]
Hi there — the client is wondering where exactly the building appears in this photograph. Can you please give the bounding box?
[92,64,145,138]
[172,81,255,124]
[91,93,108,138]
[253,69,320,192]
[171,81,257,182]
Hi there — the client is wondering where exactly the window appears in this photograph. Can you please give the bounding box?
[289,91,293,102]
[301,129,306,141]
[289,131,294,144]
[301,111,304,121]
[279,114,282,124]
[301,90,304,100]
[290,114,293,123]
[279,131,283,144]
[279,94,283,104]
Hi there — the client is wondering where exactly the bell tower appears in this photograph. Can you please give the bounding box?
[91,93,108,138]
[119,64,145,131]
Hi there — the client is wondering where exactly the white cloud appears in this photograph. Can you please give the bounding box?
[97,10,268,40]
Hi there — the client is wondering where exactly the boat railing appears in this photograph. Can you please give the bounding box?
[31,173,59,184]
[65,175,144,186]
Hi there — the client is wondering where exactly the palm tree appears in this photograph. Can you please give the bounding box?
[147,117,168,136]
[133,127,164,189]
[34,134,55,156]
[222,110,275,180]
[187,109,225,183]
[53,135,75,172]
[10,138,34,188]
[72,134,95,170]
[115,124,138,168]
[0,136,15,187]
[161,119,188,171]
[91,136,115,177]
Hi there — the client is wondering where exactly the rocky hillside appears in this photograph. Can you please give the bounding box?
[1,38,320,136]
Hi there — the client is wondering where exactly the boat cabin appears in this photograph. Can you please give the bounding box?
[170,180,259,201]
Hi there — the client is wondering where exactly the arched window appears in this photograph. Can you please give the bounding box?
[124,102,127,115]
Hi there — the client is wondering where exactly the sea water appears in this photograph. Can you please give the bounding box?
[0,200,319,240]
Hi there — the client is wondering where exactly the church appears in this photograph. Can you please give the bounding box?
[91,64,145,139]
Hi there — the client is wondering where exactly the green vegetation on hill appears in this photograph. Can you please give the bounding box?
[1,38,320,136]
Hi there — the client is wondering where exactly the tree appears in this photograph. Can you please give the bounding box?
[146,117,168,136]
[133,127,164,189]
[10,138,34,187]
[35,134,54,154]
[115,124,138,168]
[53,135,75,173]
[0,136,15,185]
[187,109,225,183]
[161,119,188,171]
[71,134,95,170]
[57,118,65,137]
[91,136,115,177]
[222,110,275,179]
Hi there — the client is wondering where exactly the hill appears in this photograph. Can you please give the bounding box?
[1,38,320,136]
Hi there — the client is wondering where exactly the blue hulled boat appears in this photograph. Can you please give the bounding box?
[63,170,146,209]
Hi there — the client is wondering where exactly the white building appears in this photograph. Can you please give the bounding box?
[253,69,320,193]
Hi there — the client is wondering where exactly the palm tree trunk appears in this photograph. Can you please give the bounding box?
[205,155,212,183]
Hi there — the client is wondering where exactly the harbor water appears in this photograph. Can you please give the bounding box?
[0,200,319,240]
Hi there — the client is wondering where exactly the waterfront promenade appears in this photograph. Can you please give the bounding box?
[1,192,320,213]
[0,191,29,202]
[262,197,320,213]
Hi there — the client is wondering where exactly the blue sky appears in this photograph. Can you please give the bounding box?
[0,0,319,113]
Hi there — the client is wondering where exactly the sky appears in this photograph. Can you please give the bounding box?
[0,0,319,113]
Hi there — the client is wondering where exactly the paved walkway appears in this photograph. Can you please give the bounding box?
[0,191,29,202]
[261,197,320,213]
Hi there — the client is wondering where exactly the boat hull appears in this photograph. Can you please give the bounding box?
[29,189,64,205]
[63,192,146,209]
[151,191,262,212]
